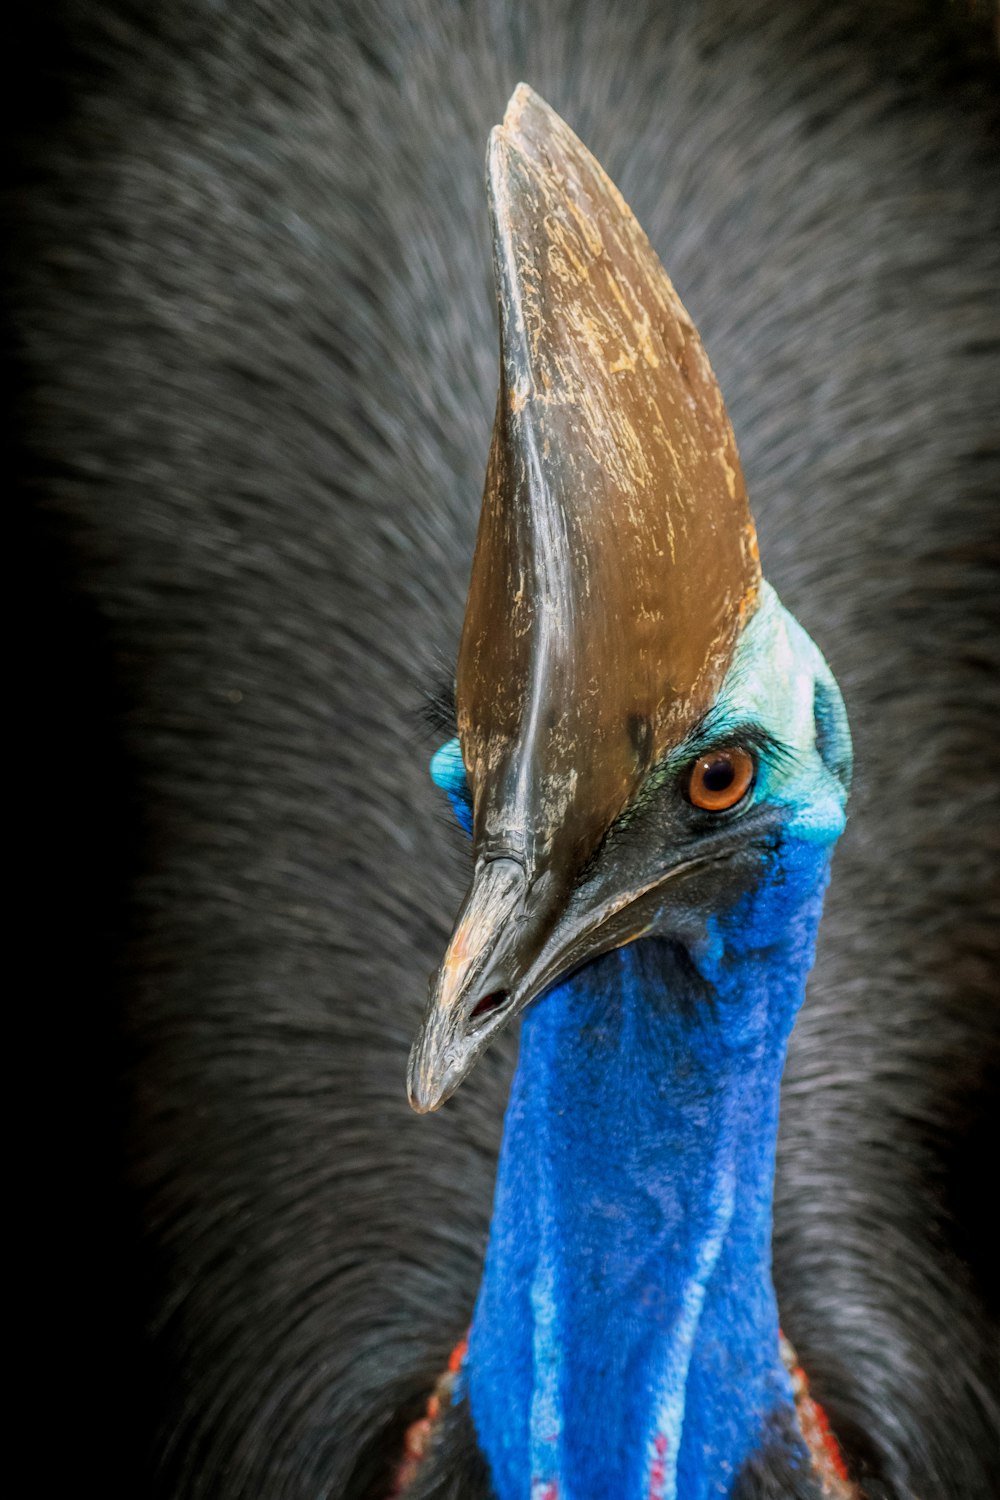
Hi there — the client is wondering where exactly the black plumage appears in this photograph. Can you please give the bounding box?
[11,2,999,1497]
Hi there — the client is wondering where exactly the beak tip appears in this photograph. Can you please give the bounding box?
[406,1039,454,1115]
[407,1078,452,1115]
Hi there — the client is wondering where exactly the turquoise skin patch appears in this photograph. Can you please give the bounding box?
[429,737,473,835]
[677,581,851,844]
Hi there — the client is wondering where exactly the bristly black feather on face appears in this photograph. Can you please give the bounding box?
[10,2,999,1497]
[421,678,458,739]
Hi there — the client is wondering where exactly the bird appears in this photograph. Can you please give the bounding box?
[402,83,858,1500]
[12,3,998,1500]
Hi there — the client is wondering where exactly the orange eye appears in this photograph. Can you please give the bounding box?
[687,747,755,811]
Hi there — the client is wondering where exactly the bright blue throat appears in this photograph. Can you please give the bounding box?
[462,838,833,1500]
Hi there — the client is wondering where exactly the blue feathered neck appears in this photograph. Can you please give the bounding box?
[462,837,833,1500]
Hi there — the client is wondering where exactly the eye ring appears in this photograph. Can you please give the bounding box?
[687,746,755,812]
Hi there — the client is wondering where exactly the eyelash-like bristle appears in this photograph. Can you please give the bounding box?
[730,725,799,770]
[420,678,457,737]
[680,711,798,770]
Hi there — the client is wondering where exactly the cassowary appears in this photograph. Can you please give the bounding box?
[402,84,857,1500]
[12,4,998,1500]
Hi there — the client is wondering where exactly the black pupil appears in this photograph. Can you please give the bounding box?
[702,755,736,792]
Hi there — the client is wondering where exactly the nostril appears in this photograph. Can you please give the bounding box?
[470,990,509,1023]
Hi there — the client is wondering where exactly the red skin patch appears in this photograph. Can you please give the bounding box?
[647,1431,668,1500]
[390,1336,469,1498]
[780,1330,855,1495]
[807,1388,850,1484]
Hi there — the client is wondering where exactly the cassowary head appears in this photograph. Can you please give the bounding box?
[408,86,851,1114]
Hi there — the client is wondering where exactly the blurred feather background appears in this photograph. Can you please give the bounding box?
[10,2,999,1496]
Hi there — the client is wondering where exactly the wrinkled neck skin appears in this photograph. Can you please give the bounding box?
[463,838,832,1500]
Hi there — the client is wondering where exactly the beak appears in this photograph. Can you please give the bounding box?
[408,86,761,1111]
[408,857,528,1112]
[408,847,714,1112]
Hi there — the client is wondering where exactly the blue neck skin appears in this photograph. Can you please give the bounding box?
[462,837,831,1500]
